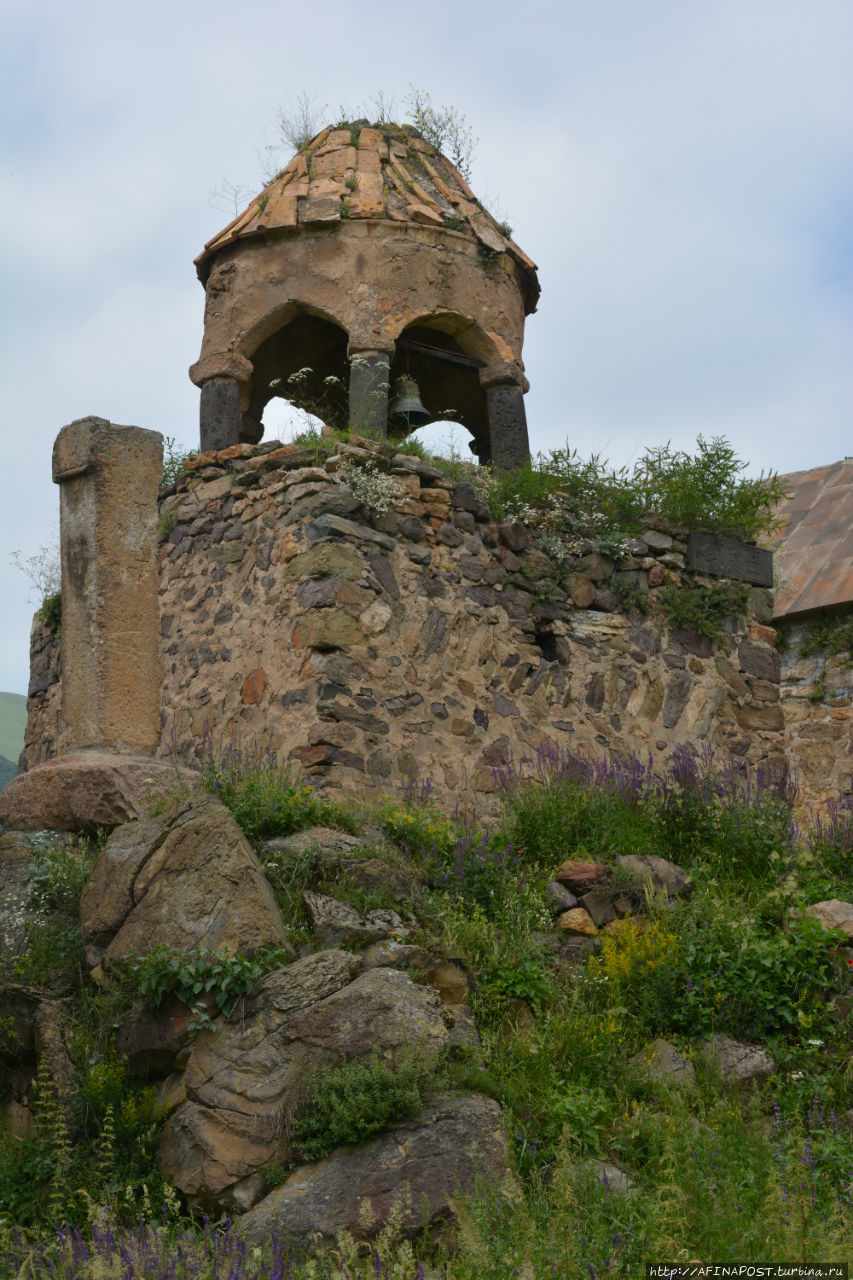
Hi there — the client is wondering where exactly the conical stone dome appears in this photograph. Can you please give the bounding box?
[191,122,540,466]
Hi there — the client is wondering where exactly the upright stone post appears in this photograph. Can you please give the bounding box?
[348,348,391,439]
[199,377,242,451]
[52,417,163,754]
[189,352,254,452]
[479,363,531,470]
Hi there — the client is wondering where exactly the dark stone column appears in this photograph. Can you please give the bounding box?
[484,385,530,470]
[200,377,242,452]
[348,351,391,439]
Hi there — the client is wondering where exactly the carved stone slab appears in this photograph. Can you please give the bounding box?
[686,531,773,587]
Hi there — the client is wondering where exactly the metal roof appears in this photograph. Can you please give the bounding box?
[770,458,853,619]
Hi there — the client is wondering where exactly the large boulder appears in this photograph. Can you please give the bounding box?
[696,1034,775,1089]
[630,1038,696,1087]
[805,899,853,943]
[159,954,449,1210]
[615,854,693,899]
[0,752,199,832]
[239,1093,509,1250]
[79,793,289,970]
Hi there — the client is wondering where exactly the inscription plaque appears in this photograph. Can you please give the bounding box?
[686,531,773,587]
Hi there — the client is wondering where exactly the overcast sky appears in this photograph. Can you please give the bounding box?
[1,0,851,696]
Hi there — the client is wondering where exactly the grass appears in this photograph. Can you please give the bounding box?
[1,741,851,1274]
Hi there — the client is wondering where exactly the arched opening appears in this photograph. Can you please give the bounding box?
[248,313,350,439]
[389,318,496,461]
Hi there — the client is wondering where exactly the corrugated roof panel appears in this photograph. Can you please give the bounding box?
[770,459,853,618]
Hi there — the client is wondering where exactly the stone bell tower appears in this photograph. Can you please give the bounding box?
[190,121,540,468]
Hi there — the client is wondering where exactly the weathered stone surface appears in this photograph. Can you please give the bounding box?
[738,642,780,683]
[116,999,203,1073]
[696,1034,775,1088]
[567,574,596,607]
[160,960,449,1207]
[556,908,597,936]
[631,1039,696,1086]
[52,418,163,754]
[362,940,429,970]
[588,1159,636,1194]
[804,899,853,942]
[263,826,367,861]
[498,522,529,552]
[239,1093,510,1250]
[281,542,364,582]
[80,794,288,969]
[578,889,617,927]
[545,881,578,913]
[301,891,390,946]
[306,513,397,552]
[423,959,469,1006]
[732,703,784,732]
[292,609,364,650]
[0,753,199,833]
[335,857,417,904]
[687,531,773,587]
[615,854,693,899]
[553,860,607,892]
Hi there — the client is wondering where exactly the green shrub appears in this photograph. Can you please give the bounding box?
[291,1052,443,1162]
[5,835,97,989]
[39,591,62,637]
[0,1056,170,1230]
[597,906,844,1041]
[658,579,749,643]
[799,612,853,662]
[199,741,350,841]
[633,435,788,539]
[481,949,553,1009]
[160,436,197,486]
[126,944,290,1015]
[23,834,98,916]
[499,743,797,884]
[380,801,459,861]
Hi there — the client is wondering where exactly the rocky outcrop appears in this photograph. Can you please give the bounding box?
[159,954,450,1210]
[0,752,198,832]
[79,793,288,969]
[239,1093,510,1251]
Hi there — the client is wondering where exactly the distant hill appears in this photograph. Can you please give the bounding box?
[0,690,27,778]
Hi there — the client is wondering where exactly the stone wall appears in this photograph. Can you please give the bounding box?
[21,436,788,807]
[777,614,853,808]
[22,616,61,770]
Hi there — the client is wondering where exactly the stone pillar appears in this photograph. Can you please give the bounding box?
[348,349,391,439]
[189,352,254,453]
[52,417,163,754]
[479,362,530,470]
[200,377,242,452]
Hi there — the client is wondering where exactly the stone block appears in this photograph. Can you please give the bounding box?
[686,531,773,587]
[298,197,340,224]
[52,418,163,754]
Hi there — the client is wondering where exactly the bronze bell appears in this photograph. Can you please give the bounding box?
[389,377,431,430]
